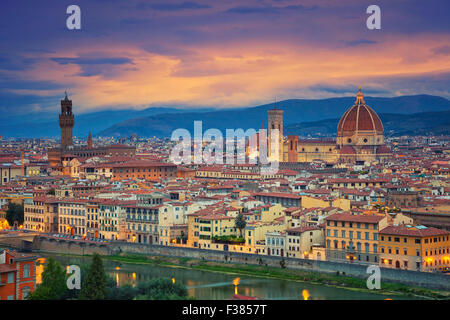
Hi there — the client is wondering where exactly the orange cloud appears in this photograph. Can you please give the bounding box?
[18,33,450,111]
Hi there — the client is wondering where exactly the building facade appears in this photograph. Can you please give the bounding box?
[0,249,37,300]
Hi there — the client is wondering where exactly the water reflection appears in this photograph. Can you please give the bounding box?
[35,254,421,300]
[302,289,310,300]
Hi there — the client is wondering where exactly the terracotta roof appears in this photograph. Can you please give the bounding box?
[0,265,17,273]
[337,100,384,136]
[254,192,301,200]
[379,225,449,237]
[324,213,386,223]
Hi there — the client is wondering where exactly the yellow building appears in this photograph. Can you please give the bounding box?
[324,213,388,264]
[24,198,45,232]
[58,199,88,237]
[245,220,286,254]
[198,215,238,248]
[286,226,324,259]
[301,195,350,212]
[379,225,450,272]
[86,203,99,239]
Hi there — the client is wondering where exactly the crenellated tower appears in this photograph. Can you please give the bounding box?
[59,92,74,149]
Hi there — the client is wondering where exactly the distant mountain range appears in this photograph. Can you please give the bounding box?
[98,95,450,138]
[285,110,450,137]
[1,94,449,138]
[0,107,213,138]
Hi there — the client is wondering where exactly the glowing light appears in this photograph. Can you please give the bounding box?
[302,289,310,300]
[233,277,240,295]
[172,277,175,284]
[132,273,136,281]
[115,266,121,270]
[116,273,119,287]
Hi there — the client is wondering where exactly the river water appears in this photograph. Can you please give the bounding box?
[36,253,422,300]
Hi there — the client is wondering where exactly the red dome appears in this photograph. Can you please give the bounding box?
[337,88,384,137]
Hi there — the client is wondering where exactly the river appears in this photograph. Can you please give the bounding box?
[36,253,422,300]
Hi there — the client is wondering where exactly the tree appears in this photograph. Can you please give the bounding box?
[5,203,24,227]
[107,284,139,300]
[28,258,67,300]
[78,253,107,300]
[136,278,188,300]
[235,213,247,237]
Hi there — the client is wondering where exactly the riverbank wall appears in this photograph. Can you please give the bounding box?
[3,235,449,291]
[113,241,450,291]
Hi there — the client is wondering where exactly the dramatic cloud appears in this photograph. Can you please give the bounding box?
[138,1,212,11]
[0,0,449,116]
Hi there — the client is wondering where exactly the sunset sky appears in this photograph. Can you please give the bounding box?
[1,0,449,115]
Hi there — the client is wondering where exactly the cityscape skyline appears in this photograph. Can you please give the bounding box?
[1,0,449,304]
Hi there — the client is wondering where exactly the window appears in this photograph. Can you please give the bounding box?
[23,264,30,278]
[7,272,14,284]
[22,286,31,299]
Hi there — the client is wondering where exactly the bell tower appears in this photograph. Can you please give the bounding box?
[59,92,74,149]
[268,106,284,162]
